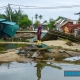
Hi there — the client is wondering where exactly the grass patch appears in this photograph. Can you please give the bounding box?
[0,39,4,42]
[15,44,27,48]
[0,44,6,51]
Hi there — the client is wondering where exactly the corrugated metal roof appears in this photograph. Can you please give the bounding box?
[0,19,6,22]
[1,21,16,25]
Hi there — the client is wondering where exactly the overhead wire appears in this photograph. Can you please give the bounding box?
[0,6,7,8]
[9,4,38,8]
[1,4,80,10]
[0,6,7,10]
[9,4,80,9]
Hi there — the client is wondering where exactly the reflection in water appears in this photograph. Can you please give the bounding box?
[7,63,10,69]
[0,61,80,80]
[0,61,62,80]
[35,61,62,80]
[35,63,42,80]
[0,62,11,69]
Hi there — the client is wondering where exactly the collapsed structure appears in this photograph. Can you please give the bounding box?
[54,17,80,36]
[0,18,19,39]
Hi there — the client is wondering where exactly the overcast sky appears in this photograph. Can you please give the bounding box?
[0,0,80,22]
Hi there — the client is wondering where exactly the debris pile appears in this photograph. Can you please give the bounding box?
[16,43,80,61]
[16,44,50,59]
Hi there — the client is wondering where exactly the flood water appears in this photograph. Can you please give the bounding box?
[0,61,80,80]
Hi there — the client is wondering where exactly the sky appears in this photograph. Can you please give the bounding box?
[0,0,80,22]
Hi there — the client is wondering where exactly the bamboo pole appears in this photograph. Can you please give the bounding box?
[0,41,80,51]
[0,42,40,46]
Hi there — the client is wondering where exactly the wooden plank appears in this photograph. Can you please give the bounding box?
[17,30,48,33]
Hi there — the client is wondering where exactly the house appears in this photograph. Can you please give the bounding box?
[54,17,73,32]
[54,17,80,36]
[0,18,19,39]
[42,22,49,30]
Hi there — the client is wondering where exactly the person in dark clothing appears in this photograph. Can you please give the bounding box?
[37,22,42,44]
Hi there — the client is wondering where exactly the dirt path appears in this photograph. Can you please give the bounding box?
[43,40,80,50]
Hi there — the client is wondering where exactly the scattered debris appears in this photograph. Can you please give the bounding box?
[32,50,40,58]
[65,41,73,46]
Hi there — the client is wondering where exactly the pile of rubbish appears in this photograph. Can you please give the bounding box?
[16,43,80,61]
[16,44,51,59]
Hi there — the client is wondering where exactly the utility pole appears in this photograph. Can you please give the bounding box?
[8,3,12,21]
[32,17,34,30]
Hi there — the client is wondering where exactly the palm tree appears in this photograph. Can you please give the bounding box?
[39,15,42,21]
[35,14,38,21]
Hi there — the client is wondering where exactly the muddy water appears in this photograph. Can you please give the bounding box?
[0,61,80,80]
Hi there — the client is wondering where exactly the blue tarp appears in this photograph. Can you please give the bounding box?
[0,18,19,38]
[0,19,6,22]
[1,21,16,25]
[3,24,19,37]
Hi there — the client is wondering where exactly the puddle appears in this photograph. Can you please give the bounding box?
[0,61,80,80]
[64,56,80,61]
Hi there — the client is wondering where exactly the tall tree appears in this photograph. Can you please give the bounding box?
[39,15,42,21]
[19,17,32,29]
[14,7,23,24]
[48,18,55,29]
[5,4,13,21]
[35,14,38,20]
[2,5,35,29]
[34,20,40,28]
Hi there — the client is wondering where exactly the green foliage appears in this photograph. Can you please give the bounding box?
[19,17,32,29]
[0,6,32,29]
[16,44,26,48]
[43,20,47,23]
[48,18,55,29]
[0,45,5,51]
[78,18,80,21]
[34,14,43,22]
[35,14,38,20]
[5,6,24,23]
[0,14,6,18]
[39,15,42,20]
[34,20,40,28]
[0,47,5,51]
[13,7,23,24]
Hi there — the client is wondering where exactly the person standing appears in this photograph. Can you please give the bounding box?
[37,22,42,44]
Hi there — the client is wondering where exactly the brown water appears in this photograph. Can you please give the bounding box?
[0,61,80,80]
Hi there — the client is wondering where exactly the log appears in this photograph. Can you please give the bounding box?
[0,42,40,46]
